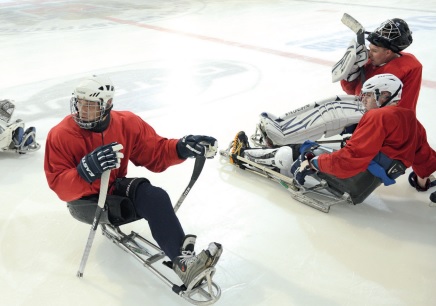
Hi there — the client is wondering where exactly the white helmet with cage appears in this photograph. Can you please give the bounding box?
[361,73,403,107]
[70,75,115,129]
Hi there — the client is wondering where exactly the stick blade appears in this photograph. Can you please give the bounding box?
[341,13,364,35]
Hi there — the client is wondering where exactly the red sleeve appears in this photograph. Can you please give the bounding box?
[412,122,436,178]
[44,120,101,202]
[317,111,386,178]
[340,78,360,95]
[120,112,184,172]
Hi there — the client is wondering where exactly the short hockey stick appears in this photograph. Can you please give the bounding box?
[174,156,206,213]
[77,170,111,278]
[341,13,366,84]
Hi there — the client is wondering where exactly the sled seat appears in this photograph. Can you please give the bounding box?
[67,194,139,226]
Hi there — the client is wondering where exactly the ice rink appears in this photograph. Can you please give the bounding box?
[1,0,436,305]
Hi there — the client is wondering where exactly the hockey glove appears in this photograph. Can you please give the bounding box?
[77,142,124,183]
[341,136,351,148]
[176,135,218,159]
[408,172,436,192]
[345,43,368,82]
[290,152,316,185]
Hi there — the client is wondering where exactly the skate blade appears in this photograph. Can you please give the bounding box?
[181,267,221,306]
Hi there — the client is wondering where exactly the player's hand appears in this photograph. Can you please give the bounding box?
[291,152,316,185]
[408,172,435,192]
[177,135,218,159]
[77,142,124,183]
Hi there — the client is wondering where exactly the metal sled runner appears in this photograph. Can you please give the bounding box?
[100,224,221,305]
[220,147,382,213]
[70,157,221,305]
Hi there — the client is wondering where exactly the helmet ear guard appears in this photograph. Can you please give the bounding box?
[366,18,413,53]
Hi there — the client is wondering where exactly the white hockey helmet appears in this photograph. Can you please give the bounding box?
[70,75,115,129]
[274,146,293,170]
[361,73,403,107]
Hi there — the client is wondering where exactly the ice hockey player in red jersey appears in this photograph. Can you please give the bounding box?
[296,74,435,190]
[44,75,222,288]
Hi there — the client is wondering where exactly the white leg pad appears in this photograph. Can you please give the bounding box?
[260,95,362,145]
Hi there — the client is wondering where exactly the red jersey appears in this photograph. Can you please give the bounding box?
[340,52,422,111]
[317,106,436,179]
[44,111,184,202]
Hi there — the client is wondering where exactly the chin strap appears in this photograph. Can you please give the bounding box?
[378,85,402,108]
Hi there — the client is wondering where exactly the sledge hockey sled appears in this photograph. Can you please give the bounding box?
[68,199,221,306]
[0,100,40,154]
[68,159,221,305]
[220,145,382,213]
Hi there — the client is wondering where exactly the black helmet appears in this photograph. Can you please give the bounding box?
[367,18,413,53]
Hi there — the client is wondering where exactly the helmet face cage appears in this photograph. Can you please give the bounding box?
[367,18,413,53]
[70,97,107,129]
[70,75,115,129]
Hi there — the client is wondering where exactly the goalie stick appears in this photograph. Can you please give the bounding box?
[77,170,111,278]
[174,156,206,213]
[341,13,366,84]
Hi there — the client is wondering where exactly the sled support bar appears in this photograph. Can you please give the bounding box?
[101,224,221,305]
[220,149,350,213]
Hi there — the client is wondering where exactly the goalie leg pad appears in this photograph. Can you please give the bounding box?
[259,96,363,146]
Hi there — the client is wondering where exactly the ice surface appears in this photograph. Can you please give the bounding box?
[1,1,435,305]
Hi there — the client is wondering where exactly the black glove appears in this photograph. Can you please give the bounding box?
[290,151,316,185]
[176,135,218,159]
[77,142,124,183]
[341,136,351,148]
[408,171,436,192]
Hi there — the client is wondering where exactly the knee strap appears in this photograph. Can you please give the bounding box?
[106,195,138,226]
[113,177,149,201]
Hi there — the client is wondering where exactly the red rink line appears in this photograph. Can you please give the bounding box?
[104,16,436,90]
